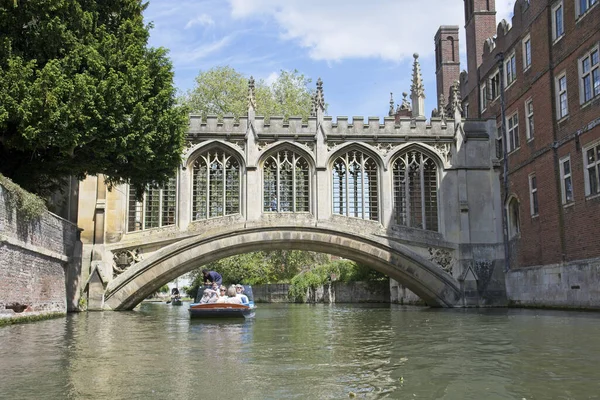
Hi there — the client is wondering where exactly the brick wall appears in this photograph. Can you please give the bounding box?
[0,184,81,321]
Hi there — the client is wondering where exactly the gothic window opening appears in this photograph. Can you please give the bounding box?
[127,176,177,232]
[192,149,240,220]
[507,197,521,238]
[393,150,439,231]
[263,150,310,213]
[332,150,379,221]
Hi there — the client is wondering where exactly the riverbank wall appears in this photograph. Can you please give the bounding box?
[253,281,391,303]
[0,183,82,324]
[506,259,600,310]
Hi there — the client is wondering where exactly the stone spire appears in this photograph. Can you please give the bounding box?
[410,53,425,118]
[449,80,462,120]
[247,76,256,112]
[388,92,395,116]
[438,93,447,120]
[314,77,325,113]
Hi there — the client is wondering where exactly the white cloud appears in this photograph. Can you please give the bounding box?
[185,14,215,29]
[227,0,517,63]
[227,0,462,62]
[170,35,234,65]
[264,71,279,86]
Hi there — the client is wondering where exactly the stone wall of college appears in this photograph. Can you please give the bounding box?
[506,259,600,309]
[253,281,391,304]
[0,184,82,323]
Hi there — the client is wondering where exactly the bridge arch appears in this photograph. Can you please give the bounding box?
[103,225,463,310]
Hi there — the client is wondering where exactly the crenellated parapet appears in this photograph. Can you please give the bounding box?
[188,114,456,139]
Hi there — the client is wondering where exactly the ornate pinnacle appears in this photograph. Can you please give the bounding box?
[410,53,425,99]
[314,77,325,112]
[438,93,447,120]
[410,53,425,118]
[400,92,411,111]
[389,92,395,116]
[248,76,256,111]
[450,80,462,117]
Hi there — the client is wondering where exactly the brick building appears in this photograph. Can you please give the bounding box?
[436,0,600,307]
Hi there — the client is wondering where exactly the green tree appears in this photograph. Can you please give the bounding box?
[182,66,320,122]
[0,0,188,196]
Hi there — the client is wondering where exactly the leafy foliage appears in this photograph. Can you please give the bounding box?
[288,260,387,302]
[186,250,330,299]
[0,0,188,197]
[182,66,320,122]
[0,173,47,221]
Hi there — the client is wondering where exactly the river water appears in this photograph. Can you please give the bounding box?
[1,303,600,399]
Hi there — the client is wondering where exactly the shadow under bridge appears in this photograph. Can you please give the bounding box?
[103,225,462,310]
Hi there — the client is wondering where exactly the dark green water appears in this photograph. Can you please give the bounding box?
[1,304,600,399]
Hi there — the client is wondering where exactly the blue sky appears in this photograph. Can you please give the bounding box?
[144,0,515,119]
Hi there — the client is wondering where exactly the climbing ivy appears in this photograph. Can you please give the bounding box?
[0,173,47,221]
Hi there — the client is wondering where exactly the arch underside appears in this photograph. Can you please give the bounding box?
[104,226,462,310]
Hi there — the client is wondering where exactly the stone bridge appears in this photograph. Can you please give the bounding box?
[77,57,507,310]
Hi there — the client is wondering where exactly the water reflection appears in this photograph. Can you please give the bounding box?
[1,304,600,399]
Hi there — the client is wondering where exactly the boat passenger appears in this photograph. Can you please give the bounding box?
[215,286,229,303]
[199,288,218,304]
[202,269,223,287]
[225,286,242,304]
[235,284,249,305]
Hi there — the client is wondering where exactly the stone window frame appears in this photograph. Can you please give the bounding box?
[391,147,441,232]
[191,148,242,221]
[331,148,380,222]
[575,0,599,19]
[506,195,521,239]
[552,1,565,43]
[127,176,178,232]
[480,82,488,113]
[560,155,574,205]
[522,33,532,71]
[528,173,539,217]
[489,69,501,101]
[578,44,599,105]
[583,140,600,197]
[506,111,520,154]
[504,51,517,88]
[524,98,534,141]
[555,71,569,120]
[262,148,311,214]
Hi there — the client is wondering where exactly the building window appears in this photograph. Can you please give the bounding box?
[393,150,439,232]
[127,177,177,232]
[490,70,500,100]
[264,150,310,213]
[464,102,469,118]
[577,0,599,17]
[332,150,378,220]
[552,2,564,41]
[480,83,488,112]
[507,113,520,152]
[525,99,534,140]
[584,142,600,196]
[192,149,240,220]
[579,46,599,104]
[529,174,539,216]
[522,34,532,70]
[556,73,568,119]
[507,197,520,238]
[505,52,517,86]
[560,156,574,204]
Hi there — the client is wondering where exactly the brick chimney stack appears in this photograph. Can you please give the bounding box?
[435,26,460,104]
